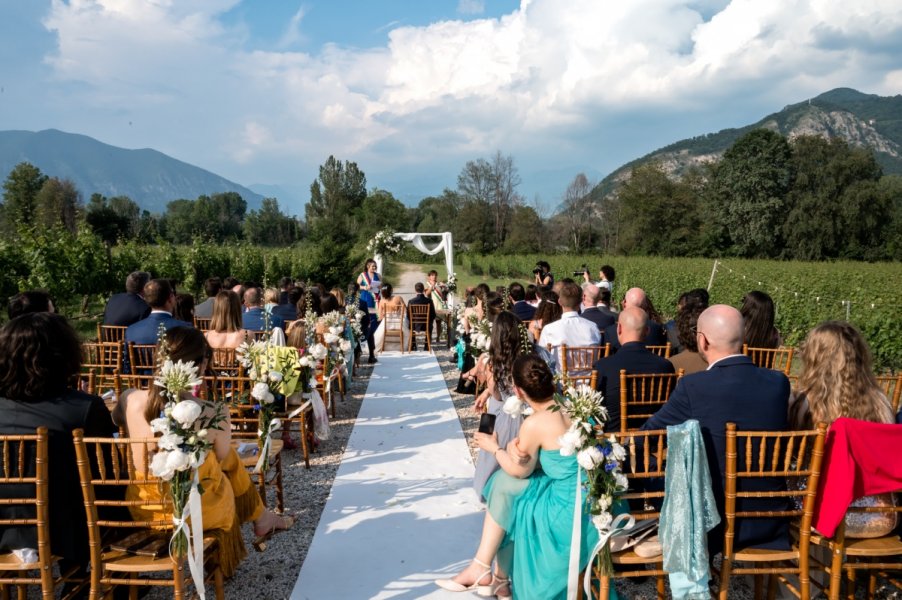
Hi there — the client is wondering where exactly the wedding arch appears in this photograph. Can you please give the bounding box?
[374,231,455,300]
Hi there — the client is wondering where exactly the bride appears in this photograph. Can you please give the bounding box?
[372,283,408,353]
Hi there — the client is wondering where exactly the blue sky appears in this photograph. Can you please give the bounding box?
[1,1,901,215]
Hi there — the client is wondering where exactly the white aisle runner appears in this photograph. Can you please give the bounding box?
[291,352,484,600]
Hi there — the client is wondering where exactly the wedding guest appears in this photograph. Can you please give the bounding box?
[243,287,285,331]
[356,258,382,310]
[116,327,294,577]
[193,277,222,319]
[263,288,280,314]
[539,281,601,370]
[508,282,535,322]
[437,355,597,599]
[0,313,116,576]
[788,321,896,537]
[740,290,781,349]
[604,287,667,350]
[125,278,192,346]
[330,287,346,309]
[204,291,249,349]
[528,290,562,341]
[272,287,301,322]
[596,289,618,319]
[347,282,375,364]
[665,288,709,353]
[668,304,708,375]
[579,284,616,332]
[278,276,293,305]
[7,290,55,319]
[174,293,195,323]
[102,271,151,326]
[525,284,539,307]
[222,276,239,291]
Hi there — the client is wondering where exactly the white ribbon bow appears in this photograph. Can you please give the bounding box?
[170,469,206,599]
[254,418,282,473]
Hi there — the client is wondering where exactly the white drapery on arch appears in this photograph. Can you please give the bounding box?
[374,232,455,303]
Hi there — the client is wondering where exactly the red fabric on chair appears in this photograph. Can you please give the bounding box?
[812,417,902,537]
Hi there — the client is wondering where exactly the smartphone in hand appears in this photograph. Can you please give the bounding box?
[478,413,496,435]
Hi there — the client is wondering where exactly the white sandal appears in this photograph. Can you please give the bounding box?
[435,558,493,594]
[488,573,512,599]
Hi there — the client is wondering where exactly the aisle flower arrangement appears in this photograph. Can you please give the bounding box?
[446,272,457,293]
[468,316,492,358]
[553,383,628,577]
[320,310,353,374]
[365,229,402,257]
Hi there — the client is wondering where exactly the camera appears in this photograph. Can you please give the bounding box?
[533,267,543,275]
[572,264,589,277]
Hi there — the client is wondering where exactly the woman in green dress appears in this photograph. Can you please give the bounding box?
[436,355,598,599]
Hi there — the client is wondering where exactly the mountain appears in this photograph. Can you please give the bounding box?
[595,88,902,197]
[0,129,264,213]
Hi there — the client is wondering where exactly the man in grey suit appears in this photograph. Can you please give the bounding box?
[193,277,221,318]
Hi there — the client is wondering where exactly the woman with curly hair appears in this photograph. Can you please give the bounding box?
[472,312,534,501]
[528,290,562,342]
[789,321,896,537]
[740,290,781,349]
[668,304,708,375]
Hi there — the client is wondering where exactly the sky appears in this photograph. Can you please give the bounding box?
[1,0,901,215]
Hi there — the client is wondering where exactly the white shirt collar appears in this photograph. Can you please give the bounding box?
[706,354,745,370]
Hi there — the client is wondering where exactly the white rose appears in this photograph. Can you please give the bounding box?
[609,439,626,461]
[592,512,613,531]
[150,417,170,434]
[170,400,202,427]
[576,446,604,470]
[196,428,208,439]
[330,326,343,336]
[149,451,174,480]
[158,432,184,451]
[260,390,275,404]
[251,382,271,401]
[614,472,629,491]
[558,425,584,457]
[311,344,328,360]
[269,370,283,383]
[165,449,191,473]
[324,333,339,345]
[596,495,612,512]
[339,339,352,353]
[502,395,525,417]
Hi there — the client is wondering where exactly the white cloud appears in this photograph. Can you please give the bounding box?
[36,0,902,200]
[457,0,485,15]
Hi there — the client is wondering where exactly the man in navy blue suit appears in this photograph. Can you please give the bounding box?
[642,305,790,554]
[580,284,616,332]
[242,287,285,331]
[272,287,301,323]
[593,306,674,430]
[124,279,193,345]
[103,271,151,327]
[508,282,535,322]
[603,287,667,350]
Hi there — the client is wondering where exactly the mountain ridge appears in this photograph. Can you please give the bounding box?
[0,129,264,213]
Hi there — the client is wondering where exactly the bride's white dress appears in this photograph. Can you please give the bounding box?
[373,307,409,353]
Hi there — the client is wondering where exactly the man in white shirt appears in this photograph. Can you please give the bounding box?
[539,281,602,371]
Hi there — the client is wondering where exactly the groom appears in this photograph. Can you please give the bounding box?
[408,282,434,351]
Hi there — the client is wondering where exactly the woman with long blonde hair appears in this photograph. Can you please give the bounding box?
[205,291,249,349]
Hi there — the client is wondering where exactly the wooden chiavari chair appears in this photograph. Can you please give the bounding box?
[72,430,225,600]
[115,373,156,395]
[127,344,157,375]
[210,347,243,376]
[380,306,405,352]
[407,303,432,352]
[619,370,683,432]
[82,341,122,393]
[716,422,828,600]
[646,342,672,359]
[229,417,285,513]
[875,373,902,414]
[0,427,86,599]
[193,316,212,331]
[97,325,127,344]
[742,344,795,376]
[560,344,608,383]
[593,428,669,600]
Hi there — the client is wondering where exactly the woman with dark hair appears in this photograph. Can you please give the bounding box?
[668,304,708,375]
[373,283,406,352]
[525,284,539,307]
[533,260,553,288]
[528,290,562,341]
[356,259,382,310]
[472,312,532,500]
[116,327,293,576]
[7,290,55,319]
[437,355,598,599]
[174,293,195,323]
[205,291,249,349]
[740,290,781,349]
[0,313,115,573]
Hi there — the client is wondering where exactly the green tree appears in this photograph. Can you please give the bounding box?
[881,175,902,260]
[708,129,793,257]
[457,152,521,249]
[455,199,494,253]
[357,188,410,240]
[160,199,196,243]
[559,173,596,251]
[34,177,81,233]
[1,162,48,232]
[244,198,301,246]
[501,205,544,253]
[306,156,367,244]
[414,189,461,233]
[86,193,130,244]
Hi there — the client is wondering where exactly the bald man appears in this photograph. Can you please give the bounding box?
[642,304,790,555]
[592,306,674,431]
[602,287,667,351]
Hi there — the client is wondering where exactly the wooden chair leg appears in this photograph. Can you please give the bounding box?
[599,575,610,600]
[754,574,764,600]
[129,584,138,600]
[867,572,877,600]
[846,567,856,600]
[656,575,666,600]
[257,468,267,508]
[718,556,734,600]
[275,455,284,513]
[299,415,310,469]
[766,572,778,600]
[214,566,225,600]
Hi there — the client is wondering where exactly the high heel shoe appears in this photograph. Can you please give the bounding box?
[489,574,512,599]
[435,558,493,593]
[252,513,296,552]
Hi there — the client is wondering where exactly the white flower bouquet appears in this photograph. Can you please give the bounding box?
[553,383,628,576]
[365,229,402,257]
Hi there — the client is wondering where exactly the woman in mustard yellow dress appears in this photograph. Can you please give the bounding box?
[115,327,294,577]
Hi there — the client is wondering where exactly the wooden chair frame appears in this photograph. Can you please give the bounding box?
[875,373,902,414]
[97,325,127,344]
[82,341,122,393]
[742,344,795,376]
[646,342,672,359]
[716,422,828,600]
[380,306,405,353]
[72,430,224,600]
[0,427,85,599]
[127,344,157,374]
[407,304,432,352]
[560,344,608,382]
[229,418,285,512]
[594,428,669,600]
[193,316,212,331]
[619,370,683,432]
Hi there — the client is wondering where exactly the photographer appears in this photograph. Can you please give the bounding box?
[533,261,553,288]
[582,264,616,295]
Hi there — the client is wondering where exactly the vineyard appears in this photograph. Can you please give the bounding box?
[459,253,902,371]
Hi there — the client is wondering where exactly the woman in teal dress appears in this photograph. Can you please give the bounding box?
[436,355,600,600]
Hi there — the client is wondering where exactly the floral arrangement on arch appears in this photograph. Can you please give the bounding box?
[553,382,628,576]
[446,272,458,293]
[365,229,402,257]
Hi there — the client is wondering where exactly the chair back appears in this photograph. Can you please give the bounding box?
[384,306,404,330]
[193,316,212,331]
[115,373,156,395]
[742,344,794,376]
[718,422,827,598]
[97,325,127,344]
[83,342,122,393]
[74,371,98,395]
[201,374,253,405]
[875,373,902,413]
[560,344,606,381]
[128,344,157,373]
[617,428,668,519]
[408,303,431,327]
[568,369,598,390]
[249,330,269,342]
[646,342,672,359]
[619,370,683,432]
[211,347,242,374]
[0,427,53,594]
